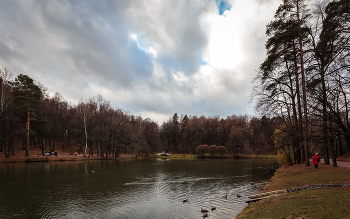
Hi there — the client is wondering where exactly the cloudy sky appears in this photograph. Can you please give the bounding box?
[0,0,281,124]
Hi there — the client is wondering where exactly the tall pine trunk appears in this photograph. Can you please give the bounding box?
[321,66,330,165]
[293,41,304,162]
[296,0,309,166]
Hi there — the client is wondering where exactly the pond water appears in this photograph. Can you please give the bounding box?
[0,158,278,219]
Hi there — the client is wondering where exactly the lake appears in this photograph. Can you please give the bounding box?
[0,158,278,218]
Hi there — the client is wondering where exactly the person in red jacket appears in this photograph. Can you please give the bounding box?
[312,152,321,169]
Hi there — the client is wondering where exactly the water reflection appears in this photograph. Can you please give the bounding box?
[0,159,277,218]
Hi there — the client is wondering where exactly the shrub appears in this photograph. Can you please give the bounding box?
[209,145,218,158]
[196,144,209,157]
[218,146,228,156]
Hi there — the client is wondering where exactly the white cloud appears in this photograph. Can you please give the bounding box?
[0,0,281,124]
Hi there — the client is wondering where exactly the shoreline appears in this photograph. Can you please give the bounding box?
[0,151,277,163]
[236,162,350,218]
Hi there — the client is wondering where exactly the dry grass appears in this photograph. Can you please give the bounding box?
[263,163,350,192]
[237,188,350,219]
[237,163,350,219]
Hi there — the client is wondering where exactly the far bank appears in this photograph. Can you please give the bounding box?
[0,150,277,163]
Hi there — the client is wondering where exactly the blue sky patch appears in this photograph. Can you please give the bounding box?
[215,0,231,15]
[131,34,147,50]
[197,54,208,66]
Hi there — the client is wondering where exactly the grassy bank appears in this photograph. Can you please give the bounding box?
[168,154,198,159]
[155,154,277,160]
[236,163,350,219]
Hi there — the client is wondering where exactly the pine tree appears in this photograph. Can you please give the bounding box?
[254,0,312,165]
[11,74,42,156]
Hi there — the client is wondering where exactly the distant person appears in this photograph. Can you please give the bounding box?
[75,151,77,156]
[312,152,321,169]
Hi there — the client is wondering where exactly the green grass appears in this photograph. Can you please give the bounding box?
[237,164,350,219]
[169,154,197,159]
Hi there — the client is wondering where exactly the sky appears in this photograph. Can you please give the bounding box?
[0,0,281,124]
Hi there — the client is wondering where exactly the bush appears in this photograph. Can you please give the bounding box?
[196,144,209,157]
[218,146,228,156]
[209,145,218,157]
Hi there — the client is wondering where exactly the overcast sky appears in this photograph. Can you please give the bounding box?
[0,0,281,124]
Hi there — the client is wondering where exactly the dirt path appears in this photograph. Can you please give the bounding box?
[320,159,350,168]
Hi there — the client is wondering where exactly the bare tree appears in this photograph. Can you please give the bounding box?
[77,99,93,157]
[0,68,12,113]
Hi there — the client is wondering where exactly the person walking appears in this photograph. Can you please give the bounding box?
[312,152,321,169]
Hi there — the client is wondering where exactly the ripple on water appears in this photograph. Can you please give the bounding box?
[0,159,278,219]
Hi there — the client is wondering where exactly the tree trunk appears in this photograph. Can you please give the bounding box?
[84,118,88,158]
[296,1,309,166]
[0,133,3,152]
[105,140,109,158]
[62,132,65,149]
[68,130,71,148]
[321,65,330,165]
[41,135,45,156]
[5,136,9,158]
[330,138,337,167]
[293,36,305,162]
[26,110,30,156]
[288,61,301,164]
[322,115,330,165]
[338,135,343,157]
[100,140,103,157]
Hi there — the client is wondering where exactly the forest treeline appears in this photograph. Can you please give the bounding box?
[0,72,277,158]
[253,0,350,165]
